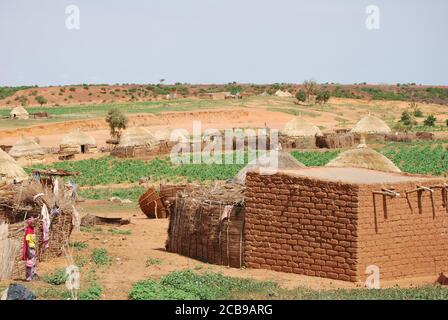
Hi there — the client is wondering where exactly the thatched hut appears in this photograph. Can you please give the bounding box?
[0,149,28,184]
[166,182,245,268]
[9,106,29,120]
[111,127,169,158]
[351,114,391,143]
[234,150,305,185]
[280,116,322,149]
[60,129,97,154]
[8,137,45,166]
[275,90,293,97]
[326,145,401,173]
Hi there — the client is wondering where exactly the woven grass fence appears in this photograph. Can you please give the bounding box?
[166,182,245,268]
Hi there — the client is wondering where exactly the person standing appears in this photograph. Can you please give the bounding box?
[23,218,37,281]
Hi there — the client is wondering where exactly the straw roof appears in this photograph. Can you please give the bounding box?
[275,90,293,97]
[351,115,391,134]
[8,137,45,158]
[326,145,401,173]
[281,116,323,137]
[60,129,96,146]
[10,106,29,119]
[234,151,305,184]
[118,127,158,147]
[0,148,28,182]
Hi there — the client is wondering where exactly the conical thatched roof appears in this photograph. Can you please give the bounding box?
[326,145,401,173]
[8,137,45,158]
[10,106,29,119]
[119,127,158,147]
[275,90,293,97]
[0,148,28,182]
[234,151,305,184]
[351,115,391,134]
[60,129,96,146]
[281,116,323,137]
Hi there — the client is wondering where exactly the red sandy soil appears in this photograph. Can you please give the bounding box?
[2,201,437,300]
[0,108,293,148]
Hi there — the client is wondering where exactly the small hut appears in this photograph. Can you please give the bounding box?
[351,114,391,143]
[326,145,401,173]
[280,116,322,149]
[0,149,28,184]
[60,129,97,154]
[9,106,29,120]
[111,127,166,158]
[234,150,305,185]
[275,90,293,97]
[8,137,45,166]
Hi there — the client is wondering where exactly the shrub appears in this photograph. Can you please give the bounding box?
[295,90,306,103]
[400,110,417,127]
[35,95,47,106]
[43,268,68,285]
[316,90,330,104]
[424,115,437,126]
[91,248,111,266]
[79,283,103,300]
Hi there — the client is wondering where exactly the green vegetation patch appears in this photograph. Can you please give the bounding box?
[91,248,111,266]
[42,268,68,285]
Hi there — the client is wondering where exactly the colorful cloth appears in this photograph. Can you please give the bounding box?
[22,219,35,260]
[41,204,50,249]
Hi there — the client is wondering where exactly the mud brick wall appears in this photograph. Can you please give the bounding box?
[245,171,448,283]
[357,179,448,282]
[244,172,359,281]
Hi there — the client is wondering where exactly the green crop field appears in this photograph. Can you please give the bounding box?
[28,141,448,188]
[0,98,248,129]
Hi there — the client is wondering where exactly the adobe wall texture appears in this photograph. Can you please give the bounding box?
[357,180,448,281]
[244,171,360,282]
[244,171,448,283]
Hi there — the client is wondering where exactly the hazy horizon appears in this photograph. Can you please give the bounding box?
[1,0,447,87]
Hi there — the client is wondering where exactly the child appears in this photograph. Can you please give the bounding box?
[23,218,37,281]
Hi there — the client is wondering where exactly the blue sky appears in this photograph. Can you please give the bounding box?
[0,0,447,86]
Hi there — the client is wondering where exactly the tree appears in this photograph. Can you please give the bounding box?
[424,114,436,127]
[35,95,47,106]
[17,95,28,106]
[295,90,306,103]
[303,80,317,102]
[400,110,417,129]
[106,108,128,139]
[316,90,330,104]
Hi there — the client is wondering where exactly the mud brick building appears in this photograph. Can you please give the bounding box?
[244,167,448,283]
